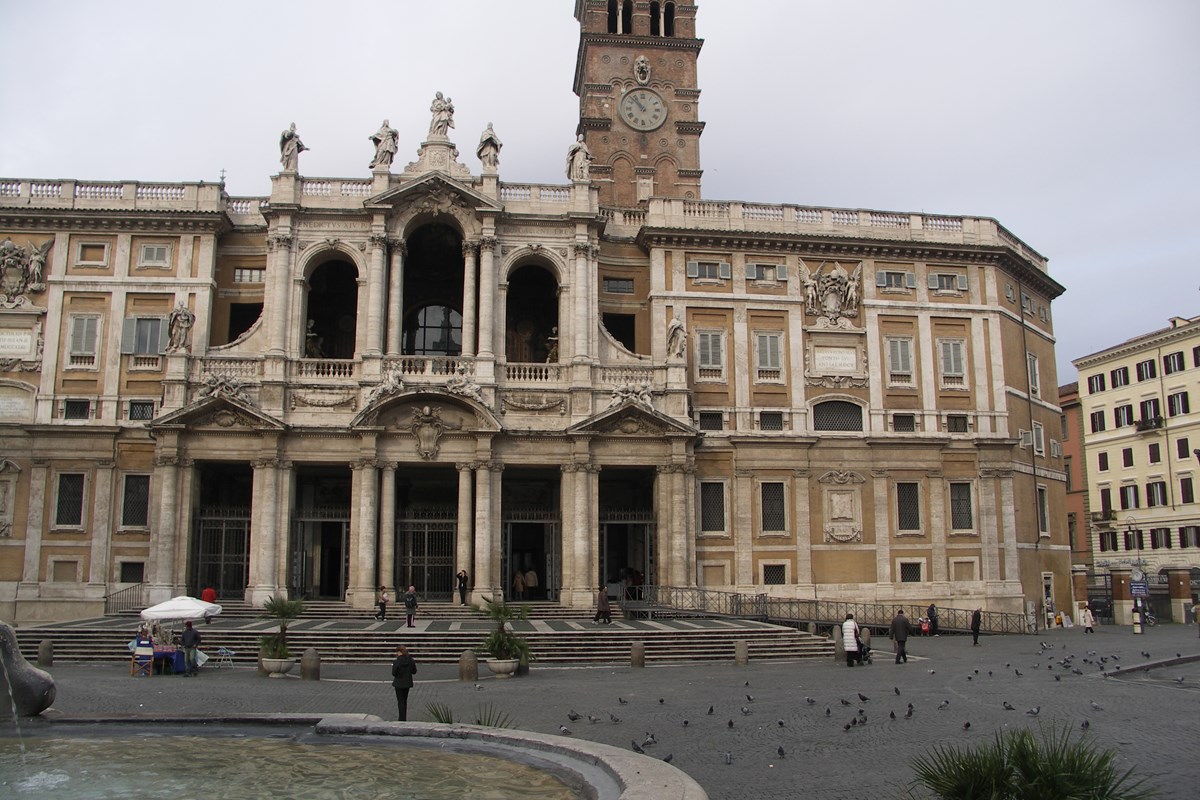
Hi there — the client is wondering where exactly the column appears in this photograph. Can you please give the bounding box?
[998,470,1019,582]
[87,461,115,587]
[273,462,293,591]
[378,462,397,593]
[455,463,474,594]
[473,461,496,602]
[927,472,947,583]
[872,470,892,585]
[350,458,379,608]
[572,242,590,360]
[366,233,387,354]
[150,455,180,603]
[978,470,1001,582]
[19,461,49,590]
[353,275,369,359]
[266,232,293,355]
[793,469,813,588]
[461,241,478,357]
[558,464,577,601]
[477,237,497,359]
[386,241,405,354]
[655,466,674,585]
[733,468,753,587]
[571,465,597,606]
[248,458,280,605]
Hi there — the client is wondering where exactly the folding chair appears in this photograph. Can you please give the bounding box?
[214,647,236,668]
[130,653,152,677]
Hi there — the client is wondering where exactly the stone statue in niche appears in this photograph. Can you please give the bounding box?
[566,134,592,181]
[476,122,502,169]
[634,55,651,84]
[666,316,687,361]
[166,303,195,352]
[799,259,862,327]
[429,92,455,138]
[544,327,559,363]
[279,122,308,172]
[368,119,399,169]
[409,405,461,460]
[0,237,51,304]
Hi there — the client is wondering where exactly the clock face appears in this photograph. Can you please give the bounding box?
[619,89,666,131]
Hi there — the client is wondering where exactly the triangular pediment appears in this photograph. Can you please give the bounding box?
[350,388,501,433]
[364,172,500,212]
[568,400,697,437]
[151,394,285,432]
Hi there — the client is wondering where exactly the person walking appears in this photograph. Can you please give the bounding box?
[403,586,418,628]
[512,570,526,601]
[927,603,939,636]
[842,613,861,667]
[524,568,539,601]
[970,607,982,646]
[375,585,390,621]
[456,570,469,606]
[593,585,612,624]
[890,608,911,664]
[1080,604,1096,634]
[181,620,201,676]
[390,644,417,721]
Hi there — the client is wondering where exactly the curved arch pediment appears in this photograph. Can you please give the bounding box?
[350,388,501,434]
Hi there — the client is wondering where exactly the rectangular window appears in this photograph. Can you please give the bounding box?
[1181,526,1200,548]
[1110,367,1129,388]
[687,261,730,280]
[893,414,916,432]
[760,482,786,533]
[899,562,923,583]
[1089,410,1106,433]
[121,317,166,362]
[937,339,966,388]
[748,263,786,282]
[949,482,973,530]
[1195,345,1200,368]
[1032,422,1045,456]
[1149,443,1161,464]
[1099,531,1118,552]
[1139,398,1161,425]
[1065,457,1073,492]
[68,315,100,367]
[138,243,170,267]
[55,473,85,527]
[1099,487,1112,515]
[1182,476,1195,504]
[699,482,726,532]
[1098,452,1109,471]
[1087,374,1106,394]
[1147,481,1168,507]
[128,400,155,421]
[121,474,151,527]
[1168,391,1190,417]
[1122,448,1134,468]
[698,410,724,431]
[876,270,916,289]
[1036,485,1050,534]
[1150,528,1172,550]
[886,337,913,385]
[754,332,783,382]
[1180,438,1191,460]
[1114,405,1134,427]
[759,411,784,431]
[76,241,108,266]
[896,482,921,532]
[762,564,787,585]
[1060,413,1068,440]
[119,561,145,583]
[946,414,969,433]
[929,272,967,292]
[1026,353,1040,397]
[1136,359,1156,381]
[1163,351,1185,374]
[1119,484,1139,510]
[696,331,724,381]
[233,267,265,284]
[63,399,91,420]
[602,277,634,294]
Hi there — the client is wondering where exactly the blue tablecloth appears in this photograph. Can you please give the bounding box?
[154,649,186,674]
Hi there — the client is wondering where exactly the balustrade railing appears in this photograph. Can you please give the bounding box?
[104,582,147,616]
[598,366,655,385]
[196,357,262,378]
[499,183,571,203]
[505,363,563,382]
[384,355,463,376]
[293,359,356,379]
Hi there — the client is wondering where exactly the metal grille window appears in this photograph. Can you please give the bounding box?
[946,414,969,433]
[896,482,921,531]
[886,337,913,384]
[949,482,973,530]
[899,562,923,582]
[121,475,150,527]
[119,561,145,583]
[63,400,91,420]
[55,473,85,527]
[762,564,786,585]
[759,411,784,431]
[1146,481,1168,507]
[1036,485,1049,534]
[937,339,966,388]
[760,482,786,532]
[698,410,724,431]
[699,482,726,532]
[1150,527,1172,549]
[893,414,916,432]
[602,277,634,294]
[129,400,155,420]
[812,401,863,431]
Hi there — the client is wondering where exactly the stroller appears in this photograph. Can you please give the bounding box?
[856,635,872,665]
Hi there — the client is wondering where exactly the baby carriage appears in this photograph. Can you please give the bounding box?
[856,636,872,664]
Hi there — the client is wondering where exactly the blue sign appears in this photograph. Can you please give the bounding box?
[1130,581,1150,597]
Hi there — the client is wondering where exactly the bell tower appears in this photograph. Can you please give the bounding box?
[573,0,704,206]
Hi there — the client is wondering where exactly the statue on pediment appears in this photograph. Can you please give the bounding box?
[566,134,592,181]
[429,92,455,138]
[279,122,308,172]
[666,316,687,361]
[476,122,502,170]
[445,363,484,404]
[369,119,399,169]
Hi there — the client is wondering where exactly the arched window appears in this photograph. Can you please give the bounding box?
[650,1,661,36]
[607,0,618,33]
[406,305,462,356]
[812,400,864,432]
[622,0,633,34]
[664,1,675,36]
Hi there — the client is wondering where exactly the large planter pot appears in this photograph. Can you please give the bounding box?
[485,658,519,679]
[261,657,295,678]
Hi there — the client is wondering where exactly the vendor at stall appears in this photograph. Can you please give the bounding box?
[181,621,201,677]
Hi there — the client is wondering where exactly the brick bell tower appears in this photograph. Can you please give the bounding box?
[573,0,704,206]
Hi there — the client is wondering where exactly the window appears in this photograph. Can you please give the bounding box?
[602,277,634,294]
[1064,457,1073,492]
[233,268,265,283]
[68,314,100,367]
[760,482,786,533]
[886,337,913,385]
[937,339,965,388]
[1195,345,1200,368]
[121,317,165,356]
[1032,422,1045,455]
[687,260,730,280]
[1181,526,1200,548]
[1150,527,1172,549]
[1089,410,1106,433]
[1168,391,1190,417]
[1060,413,1068,440]
[899,562,923,582]
[1036,485,1049,534]
[1027,353,1040,397]
[1180,438,1191,460]
[1097,452,1109,471]
[1136,359,1156,381]
[946,414,969,433]
[1098,530,1118,552]
[896,482,921,532]
[1119,484,1139,510]
[76,241,108,266]
[1146,480,1167,507]
[759,411,784,431]
[748,263,786,282]
[812,401,863,431]
[949,482,973,530]
[876,270,916,290]
[1114,405,1134,427]
[754,332,782,382]
[1163,351,1185,374]
[1182,476,1195,504]
[1087,374,1106,394]
[929,272,968,292]
[1099,487,1112,515]
[696,330,725,380]
[128,400,155,421]
[1139,398,1161,424]
[55,473,85,527]
[762,564,787,585]
[121,475,150,527]
[63,399,91,420]
[1149,443,1161,464]
[138,243,170,267]
[1122,448,1134,468]
[119,561,145,583]
[1110,367,1129,388]
[698,410,724,431]
[407,304,462,356]
[893,414,916,432]
[699,481,726,533]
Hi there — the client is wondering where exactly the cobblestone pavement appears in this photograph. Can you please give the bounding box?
[26,624,1200,800]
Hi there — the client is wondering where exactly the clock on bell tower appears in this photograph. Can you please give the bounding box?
[573,0,705,207]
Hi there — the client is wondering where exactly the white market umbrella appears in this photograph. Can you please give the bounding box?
[140,595,222,622]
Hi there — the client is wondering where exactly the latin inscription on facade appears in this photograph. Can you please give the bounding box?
[813,346,857,373]
[0,329,33,356]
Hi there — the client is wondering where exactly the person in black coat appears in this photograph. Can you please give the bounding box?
[403,586,418,628]
[456,570,469,606]
[970,607,982,646]
[890,609,912,664]
[391,644,417,721]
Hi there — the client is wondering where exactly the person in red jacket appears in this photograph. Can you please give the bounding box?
[200,585,217,604]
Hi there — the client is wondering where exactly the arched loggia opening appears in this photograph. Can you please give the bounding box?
[305,259,358,359]
[505,263,559,363]
[402,223,465,357]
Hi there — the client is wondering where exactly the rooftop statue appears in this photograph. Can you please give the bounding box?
[476,122,502,169]
[279,122,308,172]
[429,92,455,138]
[369,119,399,169]
[566,134,592,181]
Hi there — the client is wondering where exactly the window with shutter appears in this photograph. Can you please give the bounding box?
[937,339,966,388]
[68,315,100,367]
[886,337,913,385]
[696,330,724,380]
[138,243,170,267]
[1027,353,1040,397]
[754,332,782,381]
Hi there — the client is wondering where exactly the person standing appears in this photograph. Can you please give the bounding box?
[841,613,861,667]
[456,570,469,606]
[512,570,526,601]
[970,607,982,646]
[390,644,417,721]
[375,586,390,621]
[890,609,911,664]
[403,586,418,628]
[927,603,939,636]
[181,620,201,676]
[200,584,217,604]
[1080,604,1096,634]
[594,586,612,624]
[1192,600,1200,638]
[524,567,539,601]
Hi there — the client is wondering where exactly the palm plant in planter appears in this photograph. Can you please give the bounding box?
[259,595,305,676]
[477,597,533,677]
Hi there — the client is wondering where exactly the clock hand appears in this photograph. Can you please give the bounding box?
[634,97,647,112]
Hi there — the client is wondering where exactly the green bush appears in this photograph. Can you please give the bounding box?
[259,595,305,660]
[424,702,454,724]
[476,597,535,663]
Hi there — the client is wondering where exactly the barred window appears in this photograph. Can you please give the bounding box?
[899,562,923,582]
[119,562,145,583]
[762,564,786,585]
[55,473,85,527]
[949,482,973,530]
[896,482,921,531]
[64,400,91,420]
[893,414,916,432]
[698,411,724,431]
[946,414,969,433]
[121,475,150,527]
[602,277,634,294]
[700,482,726,532]
[759,411,784,431]
[760,482,786,532]
[129,400,155,421]
[812,401,863,432]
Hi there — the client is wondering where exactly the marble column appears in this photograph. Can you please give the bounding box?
[350,458,379,608]
[558,464,577,601]
[19,461,49,587]
[273,462,293,591]
[654,465,680,586]
[150,455,180,601]
[378,462,397,593]
[572,242,590,360]
[570,464,597,606]
[872,470,892,585]
[928,472,947,583]
[353,276,369,359]
[386,240,406,355]
[477,237,497,360]
[248,458,280,605]
[978,470,1001,581]
[87,461,115,587]
[455,463,474,592]
[266,232,293,355]
[998,470,1019,581]
[793,469,813,587]
[733,469,754,587]
[461,241,478,358]
[472,461,499,601]
[366,233,387,354]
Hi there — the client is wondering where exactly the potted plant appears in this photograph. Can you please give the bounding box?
[259,595,305,677]
[477,597,534,678]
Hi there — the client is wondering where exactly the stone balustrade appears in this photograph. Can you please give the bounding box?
[291,359,356,380]
[498,183,571,203]
[381,355,465,377]
[0,179,226,212]
[193,356,263,379]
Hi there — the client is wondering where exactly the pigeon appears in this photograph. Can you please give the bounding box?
[631,740,645,754]
[587,714,601,724]
[707,705,714,715]
[1003,701,1015,711]
[806,696,817,705]
[889,711,896,720]
[682,720,689,727]
[904,707,913,719]
[610,713,622,723]
[928,669,936,675]
[1026,706,1041,716]
[967,676,973,681]
[746,694,755,702]
[568,710,582,722]
[851,717,858,727]
[1055,675,1062,682]
[1014,669,1023,677]
[618,697,629,705]
[938,700,950,710]
[741,706,752,716]
[825,707,832,717]
[840,698,851,706]
[858,693,870,702]
[642,733,657,747]
[474,684,484,691]
[1142,651,1150,659]
[745,681,750,687]
[1081,720,1090,730]
[974,669,979,674]
[1071,669,1083,676]
[894,687,901,696]
[988,671,993,677]
[659,698,665,704]
[728,719,734,729]
[663,753,673,763]
[559,725,572,735]
[1176,676,1186,685]
[724,751,733,765]
[962,722,971,731]
[844,723,852,731]
[1006,663,1011,668]
[777,746,786,758]
[1090,702,1104,711]
[777,719,785,727]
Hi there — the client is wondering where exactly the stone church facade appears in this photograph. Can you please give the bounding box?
[0,0,1069,623]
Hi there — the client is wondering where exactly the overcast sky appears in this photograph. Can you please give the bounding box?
[2,1,1196,383]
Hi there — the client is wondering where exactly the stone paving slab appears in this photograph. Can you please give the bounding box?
[26,625,1200,799]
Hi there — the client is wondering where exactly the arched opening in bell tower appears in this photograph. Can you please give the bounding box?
[504,263,559,364]
[304,259,359,359]
[402,223,465,357]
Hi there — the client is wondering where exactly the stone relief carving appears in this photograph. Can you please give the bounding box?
[365,369,405,407]
[368,119,399,169]
[445,363,485,404]
[290,390,357,411]
[634,55,651,84]
[0,238,51,307]
[197,373,254,406]
[666,315,687,361]
[279,122,307,172]
[566,134,592,181]
[500,392,567,415]
[166,303,195,353]
[476,122,502,170]
[0,319,44,372]
[819,470,864,543]
[818,470,866,485]
[409,405,462,460]
[608,381,653,410]
[800,259,862,328]
[595,414,665,436]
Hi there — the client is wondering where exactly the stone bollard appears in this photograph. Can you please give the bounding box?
[517,654,529,677]
[734,639,749,666]
[832,625,844,663]
[301,647,321,681]
[458,650,478,682]
[806,622,817,635]
[860,628,872,649]
[37,640,53,668]
[630,641,646,668]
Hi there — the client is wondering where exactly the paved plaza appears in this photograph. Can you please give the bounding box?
[20,624,1200,799]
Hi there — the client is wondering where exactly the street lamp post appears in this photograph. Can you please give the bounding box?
[1126,515,1144,634]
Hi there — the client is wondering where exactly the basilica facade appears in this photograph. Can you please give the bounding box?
[0,0,1069,623]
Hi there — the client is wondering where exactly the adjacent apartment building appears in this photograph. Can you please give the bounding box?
[0,0,1070,624]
